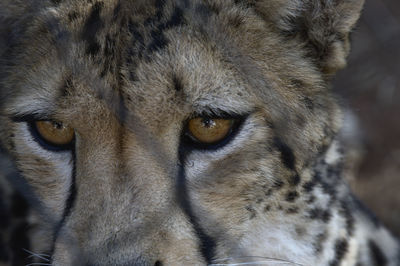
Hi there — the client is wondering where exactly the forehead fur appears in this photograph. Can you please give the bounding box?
[2,0,327,115]
[0,0,341,168]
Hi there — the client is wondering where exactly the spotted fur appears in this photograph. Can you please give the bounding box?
[0,0,399,265]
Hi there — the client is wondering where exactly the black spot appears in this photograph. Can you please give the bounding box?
[264,188,273,197]
[303,97,314,110]
[101,34,119,77]
[147,29,168,54]
[327,164,341,179]
[290,78,305,89]
[289,174,300,186]
[245,206,256,219]
[86,42,101,56]
[272,179,284,189]
[314,232,327,253]
[126,20,144,78]
[369,240,387,266]
[264,205,271,212]
[154,261,163,266]
[196,2,220,16]
[128,21,144,45]
[233,0,255,8]
[112,1,121,21]
[339,200,354,236]
[103,35,115,57]
[195,4,213,19]
[117,91,127,125]
[280,14,325,61]
[313,171,336,200]
[11,193,29,218]
[154,0,167,10]
[8,134,15,150]
[308,207,331,223]
[228,15,244,28]
[329,239,348,266]
[67,11,79,21]
[285,191,299,202]
[295,114,306,127]
[266,120,275,129]
[172,74,183,91]
[146,0,166,25]
[306,195,316,204]
[146,6,185,55]
[302,180,316,192]
[286,207,299,214]
[165,7,184,28]
[273,137,296,170]
[82,2,104,56]
[60,76,73,97]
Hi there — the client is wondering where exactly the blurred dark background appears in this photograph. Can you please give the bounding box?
[333,0,400,235]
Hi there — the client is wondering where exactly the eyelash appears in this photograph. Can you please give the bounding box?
[11,114,50,123]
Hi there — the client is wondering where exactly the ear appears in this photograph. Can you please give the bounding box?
[252,0,365,75]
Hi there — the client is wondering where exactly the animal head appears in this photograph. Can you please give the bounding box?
[0,0,364,264]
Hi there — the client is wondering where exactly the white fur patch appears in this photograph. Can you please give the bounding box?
[325,140,341,165]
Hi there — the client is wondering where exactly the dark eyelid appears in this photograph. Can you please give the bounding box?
[11,114,52,123]
[190,109,250,120]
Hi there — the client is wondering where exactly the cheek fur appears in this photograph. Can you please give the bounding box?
[13,123,73,218]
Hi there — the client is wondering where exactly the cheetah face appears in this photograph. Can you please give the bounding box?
[0,0,365,265]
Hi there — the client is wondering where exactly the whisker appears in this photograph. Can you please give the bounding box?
[27,255,51,261]
[25,263,52,266]
[23,248,51,262]
[210,261,300,266]
[210,256,303,266]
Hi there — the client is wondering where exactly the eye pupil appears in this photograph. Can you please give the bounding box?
[202,118,216,128]
[53,122,63,129]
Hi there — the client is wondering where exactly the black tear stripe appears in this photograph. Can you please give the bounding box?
[50,147,77,260]
[273,137,295,170]
[177,150,216,264]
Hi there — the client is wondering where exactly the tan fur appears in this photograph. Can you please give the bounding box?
[1,0,399,265]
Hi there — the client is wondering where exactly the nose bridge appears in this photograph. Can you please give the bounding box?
[51,133,209,265]
[64,129,179,252]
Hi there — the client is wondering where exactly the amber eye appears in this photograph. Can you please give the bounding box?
[33,121,75,149]
[186,117,235,145]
